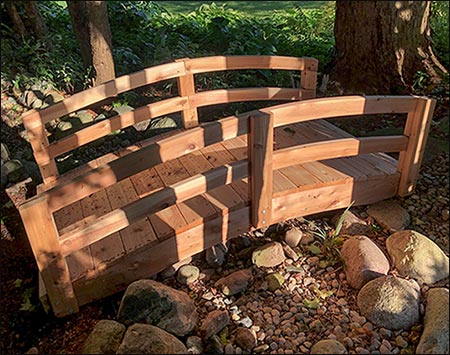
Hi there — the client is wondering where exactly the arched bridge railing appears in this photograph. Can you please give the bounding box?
[19,94,434,317]
[21,55,318,185]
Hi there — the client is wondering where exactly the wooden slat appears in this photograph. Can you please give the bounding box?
[398,97,436,196]
[272,174,401,224]
[186,55,317,74]
[189,87,306,108]
[59,160,248,256]
[261,96,418,128]
[28,62,186,125]
[42,114,249,212]
[45,97,188,161]
[18,197,78,316]
[272,136,408,170]
[72,206,251,306]
[176,58,199,128]
[249,111,274,228]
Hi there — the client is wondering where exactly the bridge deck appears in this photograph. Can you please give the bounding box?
[53,119,398,286]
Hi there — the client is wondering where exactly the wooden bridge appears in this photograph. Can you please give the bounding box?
[17,56,435,317]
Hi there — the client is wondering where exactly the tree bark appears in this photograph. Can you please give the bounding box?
[23,1,47,40]
[333,1,446,94]
[4,1,26,37]
[67,1,115,86]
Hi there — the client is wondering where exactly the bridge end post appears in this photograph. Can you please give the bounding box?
[397,97,436,196]
[175,58,199,129]
[249,111,274,229]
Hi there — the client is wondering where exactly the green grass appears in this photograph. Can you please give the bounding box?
[156,1,327,16]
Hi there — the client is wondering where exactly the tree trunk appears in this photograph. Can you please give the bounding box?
[333,1,447,94]
[4,1,26,37]
[67,1,115,86]
[23,1,47,40]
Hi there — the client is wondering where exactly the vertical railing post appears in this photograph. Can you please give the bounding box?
[175,58,199,129]
[249,110,274,228]
[397,97,436,196]
[22,110,59,184]
[300,57,318,99]
[19,196,78,316]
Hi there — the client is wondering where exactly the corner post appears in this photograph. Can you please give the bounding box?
[22,110,59,184]
[300,57,318,99]
[175,58,199,129]
[19,196,78,316]
[249,111,274,229]
[397,97,436,196]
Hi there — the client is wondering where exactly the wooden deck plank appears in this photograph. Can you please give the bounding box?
[80,188,125,273]
[105,179,158,253]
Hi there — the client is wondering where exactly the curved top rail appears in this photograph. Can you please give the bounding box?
[260,95,421,127]
[186,55,318,74]
[22,56,317,126]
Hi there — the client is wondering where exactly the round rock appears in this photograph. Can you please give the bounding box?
[310,339,347,354]
[252,242,285,267]
[82,320,126,354]
[386,230,449,284]
[215,269,252,296]
[357,275,420,330]
[200,310,230,339]
[235,327,257,351]
[177,265,200,285]
[284,227,303,248]
[341,235,390,289]
[331,210,370,236]
[367,200,410,231]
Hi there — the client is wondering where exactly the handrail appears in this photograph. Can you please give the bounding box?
[21,55,317,184]
[58,159,248,256]
[272,136,409,170]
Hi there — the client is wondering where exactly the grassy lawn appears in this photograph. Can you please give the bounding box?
[156,1,328,15]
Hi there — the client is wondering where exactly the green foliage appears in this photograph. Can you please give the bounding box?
[431,1,449,68]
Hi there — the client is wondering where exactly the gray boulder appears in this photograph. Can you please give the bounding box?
[116,323,187,354]
[177,265,200,285]
[416,288,449,354]
[386,230,449,285]
[215,269,252,296]
[200,310,229,340]
[252,242,285,267]
[310,339,347,354]
[357,275,420,330]
[117,279,198,336]
[341,236,390,289]
[367,200,410,231]
[331,210,371,236]
[235,327,257,351]
[82,319,125,354]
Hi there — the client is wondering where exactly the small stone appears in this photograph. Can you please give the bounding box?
[253,344,269,353]
[207,335,224,354]
[331,210,371,236]
[215,269,252,296]
[206,243,228,267]
[300,232,315,245]
[200,310,230,339]
[284,227,303,247]
[252,242,285,267]
[224,343,234,354]
[235,327,257,351]
[177,265,200,285]
[310,339,347,354]
[160,257,193,278]
[186,336,203,354]
[441,209,449,221]
[394,335,408,348]
[25,347,39,354]
[282,243,299,261]
[2,159,28,183]
[237,316,253,328]
[265,273,285,292]
[82,320,126,354]
[367,200,410,231]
